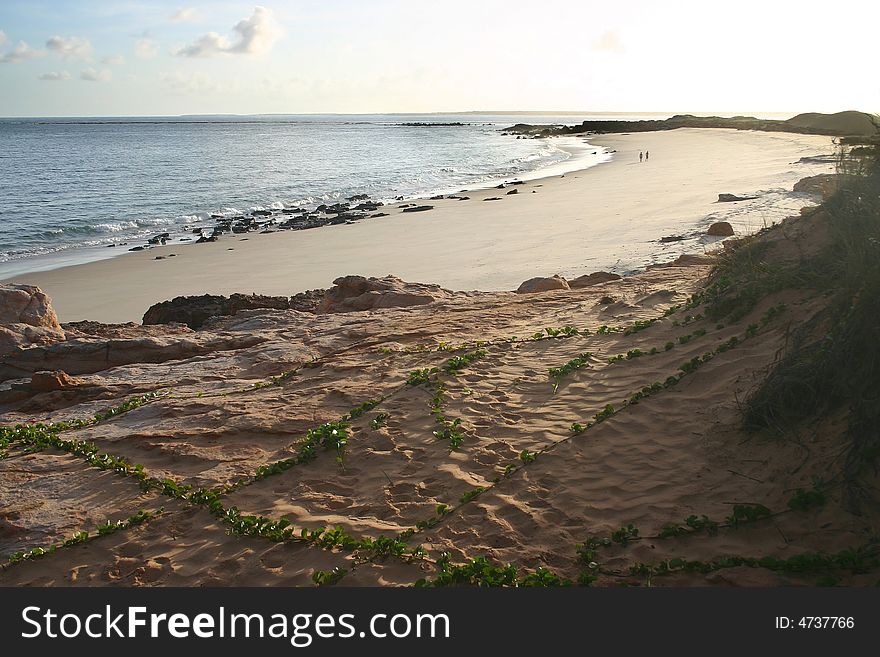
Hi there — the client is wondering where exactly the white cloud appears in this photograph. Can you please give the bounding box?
[0,30,7,47]
[38,70,71,81]
[592,30,625,53]
[170,7,200,23]
[80,67,112,82]
[102,54,125,66]
[0,40,45,64]
[135,38,159,59]
[46,35,93,60]
[174,6,281,57]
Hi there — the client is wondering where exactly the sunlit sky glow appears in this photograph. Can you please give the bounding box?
[1,0,878,117]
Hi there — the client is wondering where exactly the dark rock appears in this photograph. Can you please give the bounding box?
[402,205,434,213]
[143,291,325,330]
[516,275,570,294]
[506,188,518,195]
[569,272,622,288]
[718,193,758,202]
[707,221,735,236]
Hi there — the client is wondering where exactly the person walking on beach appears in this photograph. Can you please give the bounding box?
[639,151,643,163]
[645,150,650,161]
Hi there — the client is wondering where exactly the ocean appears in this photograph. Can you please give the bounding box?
[0,113,637,278]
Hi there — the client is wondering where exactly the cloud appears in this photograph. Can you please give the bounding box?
[592,30,625,53]
[80,67,112,82]
[135,38,159,59]
[102,54,125,66]
[46,35,93,60]
[0,40,45,63]
[38,70,71,81]
[174,6,281,57]
[170,7,200,23]
[0,30,7,47]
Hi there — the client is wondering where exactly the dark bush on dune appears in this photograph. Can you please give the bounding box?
[740,130,880,509]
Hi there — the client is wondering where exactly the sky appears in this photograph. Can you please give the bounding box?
[0,0,878,117]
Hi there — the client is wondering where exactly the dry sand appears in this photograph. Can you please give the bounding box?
[2,254,874,586]
[6,128,835,323]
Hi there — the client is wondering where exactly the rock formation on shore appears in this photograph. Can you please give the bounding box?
[504,110,879,138]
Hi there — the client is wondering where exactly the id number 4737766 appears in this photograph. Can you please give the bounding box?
[775,617,855,629]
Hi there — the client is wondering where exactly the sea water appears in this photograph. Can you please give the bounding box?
[0,113,626,278]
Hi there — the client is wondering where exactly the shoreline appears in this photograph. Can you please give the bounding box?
[5,128,836,323]
[0,133,607,281]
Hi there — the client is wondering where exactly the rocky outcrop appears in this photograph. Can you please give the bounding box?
[569,272,622,288]
[707,221,735,237]
[318,275,453,313]
[516,275,570,294]
[0,284,65,356]
[143,291,323,329]
[0,334,266,382]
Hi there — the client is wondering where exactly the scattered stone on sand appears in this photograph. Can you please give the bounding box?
[707,221,735,236]
[568,272,623,288]
[516,275,570,294]
[718,193,758,202]
[402,205,434,213]
[506,188,518,195]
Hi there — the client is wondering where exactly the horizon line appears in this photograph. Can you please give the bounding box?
[0,109,834,120]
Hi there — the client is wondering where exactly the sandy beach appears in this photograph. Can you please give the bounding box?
[2,117,878,589]
[6,128,834,323]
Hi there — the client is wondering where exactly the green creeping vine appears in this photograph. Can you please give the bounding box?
[2,410,426,571]
[254,398,386,478]
[0,392,166,459]
[408,349,489,451]
[628,544,880,580]
[429,381,465,450]
[659,514,720,538]
[549,352,593,392]
[415,553,573,587]
[369,413,389,430]
[5,509,163,566]
[407,368,438,386]
[442,349,488,374]
[312,567,348,586]
[726,503,772,526]
[253,420,352,478]
[435,305,788,541]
